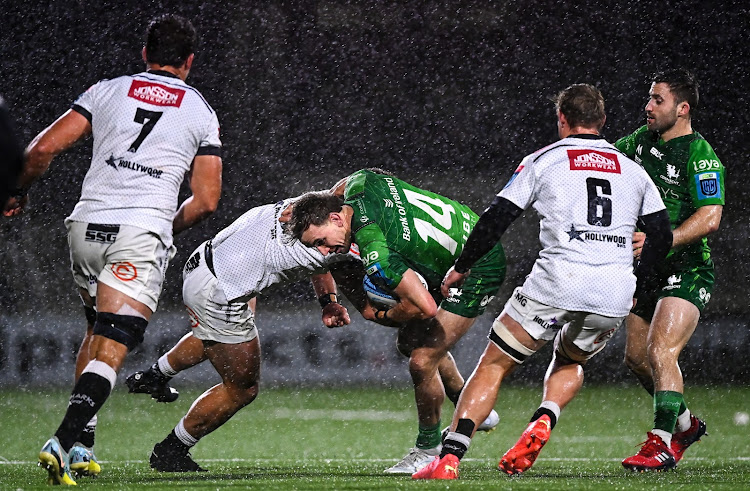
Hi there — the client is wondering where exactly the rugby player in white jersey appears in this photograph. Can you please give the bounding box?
[126,196,358,472]
[414,84,673,480]
[4,15,222,485]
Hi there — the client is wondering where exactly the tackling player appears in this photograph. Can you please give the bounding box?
[618,69,725,472]
[125,197,358,472]
[288,169,506,474]
[414,84,673,480]
[5,15,223,485]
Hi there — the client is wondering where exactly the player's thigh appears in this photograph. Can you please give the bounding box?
[84,224,175,313]
[184,257,259,347]
[557,312,624,363]
[67,221,110,302]
[649,296,700,354]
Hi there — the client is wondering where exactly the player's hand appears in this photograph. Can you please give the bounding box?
[441,266,469,298]
[322,302,350,328]
[278,204,293,223]
[3,194,28,217]
[632,231,646,259]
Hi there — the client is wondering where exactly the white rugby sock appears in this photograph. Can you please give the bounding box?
[157,354,179,377]
[174,418,199,447]
[675,409,692,433]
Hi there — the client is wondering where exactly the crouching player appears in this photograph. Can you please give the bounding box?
[414,84,673,480]
[125,196,361,471]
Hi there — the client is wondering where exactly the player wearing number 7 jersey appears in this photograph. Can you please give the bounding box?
[4,15,222,485]
[415,84,673,480]
[289,169,506,474]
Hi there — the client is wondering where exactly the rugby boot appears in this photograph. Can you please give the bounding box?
[150,440,207,472]
[69,445,101,477]
[126,364,179,403]
[671,415,707,464]
[384,447,439,474]
[622,432,676,472]
[412,454,460,480]
[38,436,77,485]
[498,415,551,475]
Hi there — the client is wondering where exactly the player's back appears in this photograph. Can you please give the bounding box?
[502,137,664,317]
[344,170,478,288]
[211,199,342,302]
[67,71,221,244]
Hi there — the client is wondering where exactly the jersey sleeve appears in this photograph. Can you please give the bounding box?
[354,222,408,290]
[497,154,536,210]
[196,110,222,156]
[71,81,103,123]
[687,139,725,207]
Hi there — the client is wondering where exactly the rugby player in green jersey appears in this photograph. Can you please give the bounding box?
[617,69,725,472]
[289,170,506,473]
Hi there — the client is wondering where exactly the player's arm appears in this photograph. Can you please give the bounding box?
[4,109,91,216]
[441,195,522,297]
[671,205,722,248]
[173,154,222,234]
[633,209,672,296]
[311,271,350,328]
[382,269,437,323]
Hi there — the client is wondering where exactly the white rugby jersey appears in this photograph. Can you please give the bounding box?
[66,70,221,247]
[499,135,665,317]
[211,198,359,303]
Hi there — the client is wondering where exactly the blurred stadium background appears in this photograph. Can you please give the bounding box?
[0,0,748,390]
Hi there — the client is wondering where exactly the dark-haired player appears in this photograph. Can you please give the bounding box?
[5,14,223,485]
[619,69,725,472]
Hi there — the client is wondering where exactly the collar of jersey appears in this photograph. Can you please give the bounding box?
[146,69,180,79]
[565,133,602,140]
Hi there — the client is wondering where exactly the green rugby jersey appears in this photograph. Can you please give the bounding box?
[343,169,479,289]
[615,125,725,265]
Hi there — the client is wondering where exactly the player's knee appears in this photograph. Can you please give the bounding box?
[228,382,259,408]
[408,350,437,380]
[94,312,148,351]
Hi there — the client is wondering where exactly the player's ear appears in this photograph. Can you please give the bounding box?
[677,101,690,118]
[141,47,148,63]
[185,53,195,71]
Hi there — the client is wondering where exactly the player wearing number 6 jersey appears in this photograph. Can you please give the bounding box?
[289,169,506,474]
[415,84,673,480]
[4,15,222,486]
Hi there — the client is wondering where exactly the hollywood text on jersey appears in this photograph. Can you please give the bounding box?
[105,155,163,178]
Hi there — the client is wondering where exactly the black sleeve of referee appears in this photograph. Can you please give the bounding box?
[454,196,524,273]
[634,209,673,296]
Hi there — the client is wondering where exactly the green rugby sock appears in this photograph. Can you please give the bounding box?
[654,390,683,433]
[416,421,441,450]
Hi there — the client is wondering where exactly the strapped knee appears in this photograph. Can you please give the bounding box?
[488,318,536,364]
[94,312,148,351]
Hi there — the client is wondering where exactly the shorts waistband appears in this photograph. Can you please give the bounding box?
[205,240,216,277]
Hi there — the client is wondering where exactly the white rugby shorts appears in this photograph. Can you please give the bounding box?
[182,242,258,344]
[67,221,176,312]
[497,287,623,358]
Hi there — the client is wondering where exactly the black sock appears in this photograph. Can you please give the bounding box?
[530,407,558,429]
[55,373,112,451]
[76,424,96,448]
[440,419,474,459]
